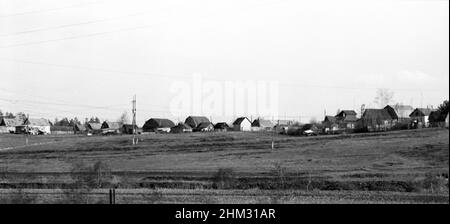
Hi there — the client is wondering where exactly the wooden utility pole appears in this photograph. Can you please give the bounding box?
[132,95,137,145]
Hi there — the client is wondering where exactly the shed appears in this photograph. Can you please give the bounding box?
[232,117,252,131]
[143,118,175,132]
[185,116,210,129]
[213,122,229,132]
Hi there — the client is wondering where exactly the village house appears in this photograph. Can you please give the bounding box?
[15,118,51,135]
[0,117,24,134]
[195,122,214,132]
[170,123,193,133]
[213,122,230,132]
[143,118,175,133]
[409,108,435,128]
[184,116,211,129]
[232,117,252,131]
[86,122,102,134]
[335,110,358,130]
[358,108,396,132]
[73,123,87,134]
[101,121,122,134]
[251,118,274,131]
[322,115,338,134]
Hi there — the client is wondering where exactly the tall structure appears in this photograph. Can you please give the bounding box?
[132,95,137,145]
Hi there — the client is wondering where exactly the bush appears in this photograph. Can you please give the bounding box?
[212,168,237,189]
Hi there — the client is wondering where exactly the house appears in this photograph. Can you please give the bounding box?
[16,118,51,135]
[251,119,274,131]
[335,110,357,129]
[0,117,24,133]
[410,108,435,128]
[195,122,214,132]
[322,116,338,134]
[101,121,122,134]
[359,109,395,132]
[185,116,210,129]
[73,123,87,134]
[86,122,102,134]
[170,123,193,133]
[232,117,252,131]
[387,104,414,122]
[143,118,175,133]
[213,122,230,132]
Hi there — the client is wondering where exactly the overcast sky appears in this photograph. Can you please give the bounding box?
[0,0,448,125]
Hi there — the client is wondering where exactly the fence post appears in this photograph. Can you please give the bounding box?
[109,189,113,204]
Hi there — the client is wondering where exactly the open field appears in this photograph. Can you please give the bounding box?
[0,128,448,204]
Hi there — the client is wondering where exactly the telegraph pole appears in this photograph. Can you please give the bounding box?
[132,95,137,145]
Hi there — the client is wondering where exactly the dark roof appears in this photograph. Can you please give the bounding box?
[362,109,394,120]
[410,108,435,117]
[251,119,273,128]
[214,122,229,129]
[233,117,251,125]
[337,110,357,116]
[185,116,210,128]
[323,116,336,123]
[143,118,175,129]
[383,105,399,120]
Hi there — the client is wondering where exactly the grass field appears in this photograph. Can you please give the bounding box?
[0,128,448,204]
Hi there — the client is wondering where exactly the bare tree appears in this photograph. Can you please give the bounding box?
[374,88,394,108]
[117,111,130,124]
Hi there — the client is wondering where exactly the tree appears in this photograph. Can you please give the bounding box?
[437,100,449,117]
[117,111,129,124]
[373,88,394,108]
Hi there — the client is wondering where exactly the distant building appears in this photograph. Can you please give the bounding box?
[170,123,193,133]
[251,119,274,131]
[410,108,435,128]
[16,118,51,135]
[122,124,140,134]
[335,110,358,129]
[322,116,338,134]
[0,117,24,133]
[73,123,87,134]
[232,117,252,131]
[101,121,122,134]
[185,116,211,129]
[195,122,214,132]
[214,122,230,132]
[86,122,102,134]
[143,118,175,133]
[387,104,414,121]
[358,109,396,132]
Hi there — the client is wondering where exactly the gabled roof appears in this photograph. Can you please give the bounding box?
[410,108,435,117]
[323,116,336,123]
[87,122,102,130]
[233,117,251,125]
[24,118,50,126]
[197,122,213,129]
[102,121,122,129]
[362,109,394,120]
[185,116,210,128]
[214,122,229,129]
[144,118,175,129]
[0,117,24,127]
[252,119,274,128]
[337,110,357,116]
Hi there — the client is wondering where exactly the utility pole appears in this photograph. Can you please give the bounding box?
[132,95,137,145]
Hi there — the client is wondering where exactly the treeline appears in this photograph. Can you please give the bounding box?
[53,117,102,127]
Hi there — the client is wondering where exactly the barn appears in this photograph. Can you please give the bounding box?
[101,121,122,134]
[410,108,435,128]
[74,124,87,134]
[0,117,24,134]
[359,109,395,132]
[143,118,175,133]
[185,116,210,129]
[233,117,252,131]
[86,122,102,134]
[170,123,193,133]
[251,119,274,131]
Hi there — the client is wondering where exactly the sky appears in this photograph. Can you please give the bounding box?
[0,0,448,125]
